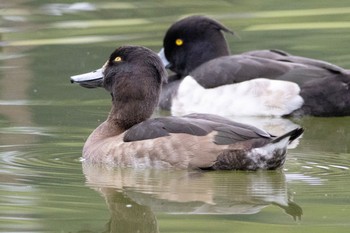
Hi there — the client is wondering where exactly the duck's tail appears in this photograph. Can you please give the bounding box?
[245,127,304,170]
[203,127,304,171]
[272,127,304,144]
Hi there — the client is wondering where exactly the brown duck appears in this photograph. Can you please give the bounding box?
[70,45,303,170]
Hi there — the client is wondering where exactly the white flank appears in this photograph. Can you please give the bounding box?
[171,76,304,116]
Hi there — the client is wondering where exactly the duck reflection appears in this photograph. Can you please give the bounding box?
[83,164,302,232]
[100,189,159,233]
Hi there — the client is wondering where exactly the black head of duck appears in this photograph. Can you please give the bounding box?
[160,15,233,76]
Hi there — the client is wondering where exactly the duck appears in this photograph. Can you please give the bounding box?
[158,15,350,117]
[70,45,303,170]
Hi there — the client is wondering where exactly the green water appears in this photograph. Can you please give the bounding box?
[1,0,350,232]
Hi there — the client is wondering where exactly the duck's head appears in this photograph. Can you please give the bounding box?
[71,45,167,129]
[158,15,233,77]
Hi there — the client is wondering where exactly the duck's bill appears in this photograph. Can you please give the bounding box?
[158,48,172,69]
[70,68,103,88]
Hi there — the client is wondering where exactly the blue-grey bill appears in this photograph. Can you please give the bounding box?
[158,48,171,69]
[70,68,103,88]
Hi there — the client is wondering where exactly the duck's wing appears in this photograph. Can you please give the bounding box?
[242,49,292,59]
[191,52,345,88]
[243,49,344,74]
[123,113,272,144]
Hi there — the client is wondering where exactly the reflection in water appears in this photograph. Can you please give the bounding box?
[83,164,302,232]
[0,0,37,146]
[101,189,159,233]
[0,49,36,145]
[41,2,96,16]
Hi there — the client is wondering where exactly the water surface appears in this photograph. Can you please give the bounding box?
[1,0,350,232]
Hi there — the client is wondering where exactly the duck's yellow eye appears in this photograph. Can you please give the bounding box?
[175,39,183,46]
[114,56,122,62]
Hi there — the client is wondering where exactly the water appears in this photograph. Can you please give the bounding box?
[1,0,350,232]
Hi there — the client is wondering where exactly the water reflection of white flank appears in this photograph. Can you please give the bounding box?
[329,165,349,170]
[41,2,96,16]
[285,173,324,185]
[52,18,150,29]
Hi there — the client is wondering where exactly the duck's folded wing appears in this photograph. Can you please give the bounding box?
[183,113,271,137]
[123,114,272,144]
[191,53,344,88]
[184,113,272,145]
[243,49,344,74]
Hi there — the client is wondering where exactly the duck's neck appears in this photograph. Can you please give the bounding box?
[89,119,124,141]
[207,38,231,59]
[82,119,124,157]
[108,96,156,127]
[82,104,142,155]
[83,75,160,154]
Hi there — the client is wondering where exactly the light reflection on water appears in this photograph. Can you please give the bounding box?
[1,0,350,232]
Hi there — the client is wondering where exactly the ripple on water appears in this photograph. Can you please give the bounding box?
[1,148,81,176]
[284,149,350,199]
[289,150,350,175]
[0,140,95,232]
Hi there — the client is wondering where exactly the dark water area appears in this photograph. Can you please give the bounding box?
[1,0,350,232]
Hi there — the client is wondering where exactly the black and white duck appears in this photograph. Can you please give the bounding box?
[158,15,350,117]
